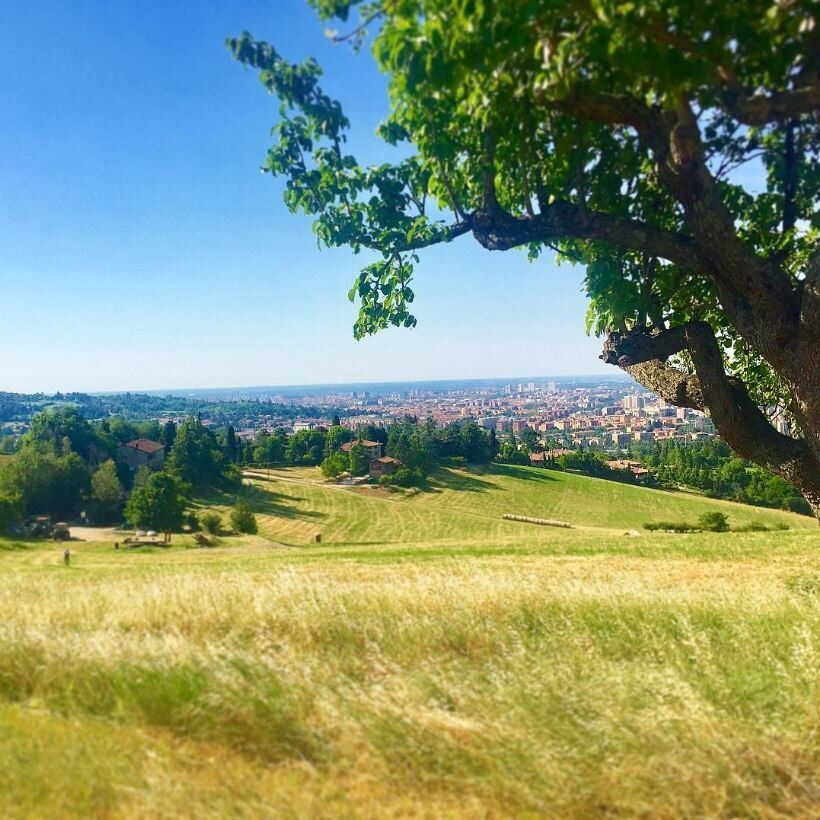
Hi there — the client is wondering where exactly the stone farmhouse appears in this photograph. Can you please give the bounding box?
[340,439,383,461]
[369,455,399,479]
[116,438,166,471]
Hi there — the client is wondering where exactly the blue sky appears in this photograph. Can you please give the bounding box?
[1,0,609,393]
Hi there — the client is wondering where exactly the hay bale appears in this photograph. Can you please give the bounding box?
[503,514,572,529]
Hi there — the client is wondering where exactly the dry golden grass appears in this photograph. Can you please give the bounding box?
[0,528,818,818]
[0,467,817,817]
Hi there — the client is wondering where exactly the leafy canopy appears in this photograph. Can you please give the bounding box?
[228,0,817,407]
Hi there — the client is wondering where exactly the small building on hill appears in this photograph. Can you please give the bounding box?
[529,449,572,465]
[606,459,651,481]
[370,455,399,479]
[340,439,383,461]
[116,438,165,471]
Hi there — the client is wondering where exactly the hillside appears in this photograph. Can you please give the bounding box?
[235,463,811,547]
[0,507,817,816]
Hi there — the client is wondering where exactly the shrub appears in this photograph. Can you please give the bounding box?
[698,511,730,532]
[230,502,258,534]
[381,467,426,488]
[734,520,768,533]
[200,511,222,535]
[788,496,813,516]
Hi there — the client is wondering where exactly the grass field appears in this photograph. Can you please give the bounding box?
[0,465,817,817]
[232,463,812,546]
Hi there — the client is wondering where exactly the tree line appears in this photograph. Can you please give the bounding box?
[0,407,498,533]
[243,417,497,488]
[629,439,812,516]
[0,408,241,533]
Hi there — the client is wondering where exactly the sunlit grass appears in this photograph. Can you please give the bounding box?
[239,463,812,546]
[0,467,817,816]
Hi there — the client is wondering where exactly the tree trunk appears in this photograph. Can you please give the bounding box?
[602,322,820,522]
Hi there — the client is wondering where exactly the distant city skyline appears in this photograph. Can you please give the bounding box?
[109,373,633,399]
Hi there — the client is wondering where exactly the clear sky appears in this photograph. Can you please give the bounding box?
[1,0,611,393]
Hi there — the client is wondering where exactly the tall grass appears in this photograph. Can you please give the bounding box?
[0,536,818,816]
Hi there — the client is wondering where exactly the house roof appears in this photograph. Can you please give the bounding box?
[530,449,571,461]
[373,456,398,464]
[340,440,381,452]
[123,438,165,454]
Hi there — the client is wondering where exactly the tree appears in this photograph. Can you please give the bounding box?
[321,451,348,478]
[107,416,140,445]
[347,441,370,476]
[26,406,106,462]
[90,460,123,524]
[0,493,22,532]
[385,419,436,474]
[230,2,820,518]
[253,429,286,464]
[225,425,239,463]
[458,421,493,464]
[285,429,327,465]
[0,449,90,519]
[125,472,184,531]
[133,465,152,492]
[162,420,177,452]
[136,420,162,442]
[518,428,540,453]
[324,424,353,456]
[230,501,258,534]
[168,417,233,488]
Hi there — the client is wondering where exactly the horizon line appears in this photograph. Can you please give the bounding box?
[3,373,633,398]
[93,373,632,396]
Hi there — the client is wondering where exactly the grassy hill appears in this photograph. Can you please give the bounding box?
[232,463,811,548]
[0,465,816,817]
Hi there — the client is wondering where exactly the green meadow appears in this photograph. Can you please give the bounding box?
[0,465,817,817]
[236,463,812,545]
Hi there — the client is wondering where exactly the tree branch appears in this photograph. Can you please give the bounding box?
[470,203,700,270]
[542,88,665,148]
[600,324,690,368]
[782,119,798,236]
[482,129,501,213]
[329,9,384,44]
[359,219,474,254]
[544,87,802,368]
[720,84,820,126]
[622,359,705,410]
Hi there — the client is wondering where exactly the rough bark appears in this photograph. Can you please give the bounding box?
[469,206,699,269]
